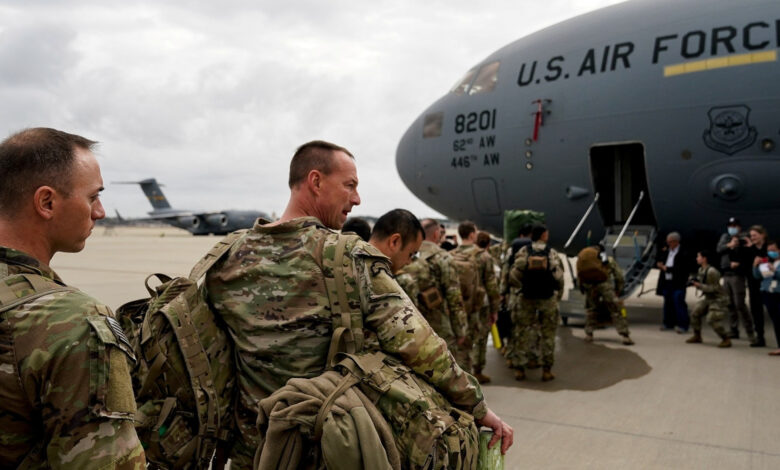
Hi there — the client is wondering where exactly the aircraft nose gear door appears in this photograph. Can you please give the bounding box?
[590,143,658,297]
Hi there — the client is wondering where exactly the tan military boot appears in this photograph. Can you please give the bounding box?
[686,332,702,344]
[718,337,732,348]
[473,369,491,384]
[621,335,634,345]
[541,367,555,382]
[514,368,526,381]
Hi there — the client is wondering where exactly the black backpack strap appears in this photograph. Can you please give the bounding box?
[189,229,248,281]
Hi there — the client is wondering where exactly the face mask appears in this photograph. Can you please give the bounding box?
[727,227,738,236]
[768,251,779,260]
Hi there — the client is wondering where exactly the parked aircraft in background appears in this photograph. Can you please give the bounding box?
[396,0,780,295]
[115,178,267,235]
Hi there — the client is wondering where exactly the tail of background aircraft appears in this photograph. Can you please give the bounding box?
[115,178,172,211]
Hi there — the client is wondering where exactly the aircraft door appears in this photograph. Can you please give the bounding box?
[589,143,656,226]
[589,143,658,297]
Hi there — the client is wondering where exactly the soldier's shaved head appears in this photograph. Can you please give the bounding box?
[421,218,441,242]
[0,128,97,216]
[288,140,354,188]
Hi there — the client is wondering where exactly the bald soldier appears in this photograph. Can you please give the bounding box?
[205,141,512,467]
[0,128,145,468]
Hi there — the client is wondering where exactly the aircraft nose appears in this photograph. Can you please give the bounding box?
[395,122,418,192]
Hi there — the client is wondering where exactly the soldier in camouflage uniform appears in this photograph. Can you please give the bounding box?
[396,218,471,369]
[205,141,513,467]
[368,209,424,274]
[581,245,634,345]
[508,225,564,382]
[0,128,145,468]
[498,224,541,365]
[686,250,732,347]
[451,223,500,384]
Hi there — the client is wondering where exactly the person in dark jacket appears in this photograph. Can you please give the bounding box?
[656,232,693,333]
[715,217,754,341]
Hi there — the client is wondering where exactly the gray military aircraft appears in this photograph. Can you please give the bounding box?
[116,178,267,235]
[396,0,780,294]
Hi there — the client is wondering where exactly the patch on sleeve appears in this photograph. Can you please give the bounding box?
[367,262,403,301]
[87,316,136,362]
[107,348,137,414]
[105,316,133,353]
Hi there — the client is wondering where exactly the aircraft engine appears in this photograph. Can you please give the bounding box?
[205,214,228,227]
[178,216,200,228]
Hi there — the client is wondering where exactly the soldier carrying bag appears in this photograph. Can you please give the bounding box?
[116,231,246,470]
[520,246,557,299]
[576,246,609,284]
[256,234,480,470]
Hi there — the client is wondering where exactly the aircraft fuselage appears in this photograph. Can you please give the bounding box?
[397,0,780,252]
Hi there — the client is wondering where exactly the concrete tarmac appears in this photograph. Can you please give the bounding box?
[52,227,780,469]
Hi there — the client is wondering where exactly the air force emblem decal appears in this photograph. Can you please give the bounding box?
[703,105,757,155]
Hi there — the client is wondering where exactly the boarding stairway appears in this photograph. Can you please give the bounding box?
[559,192,657,325]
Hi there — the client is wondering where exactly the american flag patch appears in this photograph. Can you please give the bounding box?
[105,316,133,351]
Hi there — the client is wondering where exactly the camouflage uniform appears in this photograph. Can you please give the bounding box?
[0,247,145,469]
[507,241,564,369]
[582,256,630,337]
[205,218,485,468]
[397,240,470,368]
[451,245,500,372]
[691,266,729,337]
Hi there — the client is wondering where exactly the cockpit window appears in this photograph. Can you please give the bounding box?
[450,61,500,96]
[450,67,477,96]
[468,61,500,95]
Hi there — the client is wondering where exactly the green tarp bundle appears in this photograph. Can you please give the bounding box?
[503,209,545,241]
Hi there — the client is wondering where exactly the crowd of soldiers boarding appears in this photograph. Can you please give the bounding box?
[0,128,513,469]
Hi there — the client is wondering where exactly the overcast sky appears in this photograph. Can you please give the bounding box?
[0,0,625,220]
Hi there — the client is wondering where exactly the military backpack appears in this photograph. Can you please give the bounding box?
[576,246,609,284]
[116,231,245,469]
[521,246,557,299]
[451,248,480,312]
[414,250,444,310]
[276,233,480,469]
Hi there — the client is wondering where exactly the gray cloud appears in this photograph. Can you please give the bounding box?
[0,0,625,220]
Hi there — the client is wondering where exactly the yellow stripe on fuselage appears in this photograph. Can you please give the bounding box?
[664,50,777,77]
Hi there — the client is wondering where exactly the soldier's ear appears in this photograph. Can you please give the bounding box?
[33,186,57,220]
[306,170,323,195]
[389,233,403,252]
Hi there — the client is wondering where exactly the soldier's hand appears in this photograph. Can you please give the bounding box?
[457,336,467,346]
[477,408,514,454]
[489,311,498,326]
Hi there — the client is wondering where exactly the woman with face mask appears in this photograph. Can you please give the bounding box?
[752,240,780,355]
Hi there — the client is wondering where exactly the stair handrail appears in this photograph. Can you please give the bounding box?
[564,193,600,250]
[612,190,645,251]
